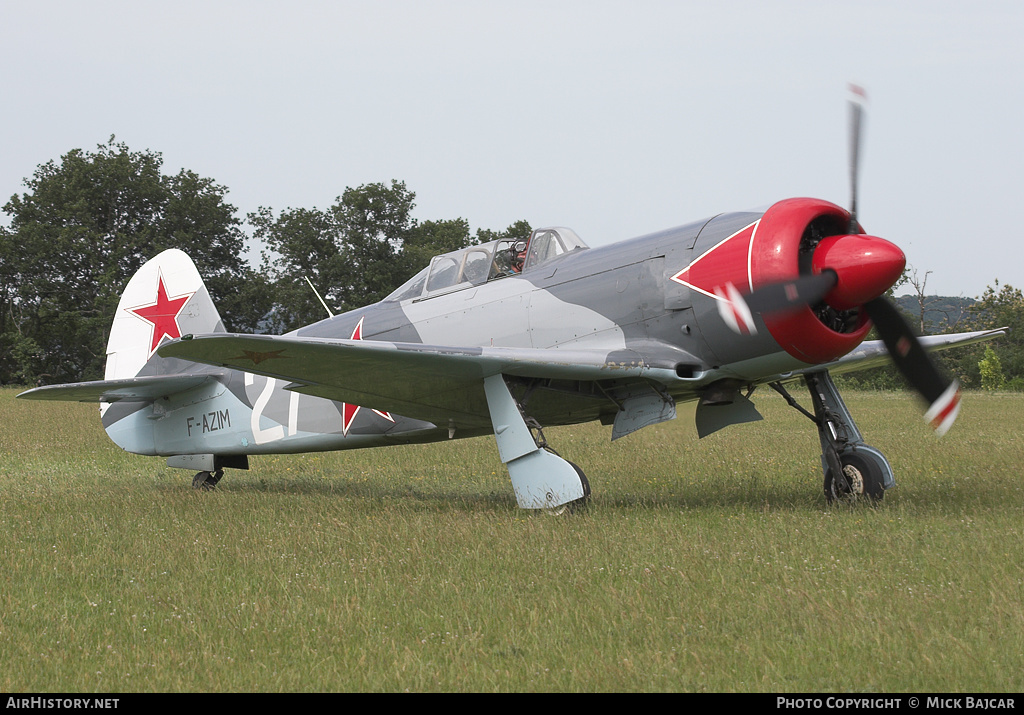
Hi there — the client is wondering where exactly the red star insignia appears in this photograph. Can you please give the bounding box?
[127,273,194,355]
[342,316,394,436]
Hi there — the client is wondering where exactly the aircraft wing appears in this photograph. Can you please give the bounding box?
[790,327,1007,379]
[158,333,681,426]
[17,373,223,403]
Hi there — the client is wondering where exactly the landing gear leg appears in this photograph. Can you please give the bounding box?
[483,374,590,511]
[772,371,893,503]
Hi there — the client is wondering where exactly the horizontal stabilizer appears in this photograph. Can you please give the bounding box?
[17,373,223,403]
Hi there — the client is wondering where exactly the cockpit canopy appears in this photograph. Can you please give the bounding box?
[385,227,588,302]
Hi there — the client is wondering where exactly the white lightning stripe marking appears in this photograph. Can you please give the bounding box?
[747,219,760,292]
[675,281,721,302]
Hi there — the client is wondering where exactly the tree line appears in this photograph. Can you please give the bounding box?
[0,139,529,385]
[837,281,1024,392]
[1,138,1020,389]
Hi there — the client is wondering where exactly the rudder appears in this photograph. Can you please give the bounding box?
[105,249,225,381]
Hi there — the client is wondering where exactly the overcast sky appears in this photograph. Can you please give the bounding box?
[2,0,1021,299]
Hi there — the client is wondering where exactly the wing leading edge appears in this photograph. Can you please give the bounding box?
[157,333,683,427]
[811,328,1008,377]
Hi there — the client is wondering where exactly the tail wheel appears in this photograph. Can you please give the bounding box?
[824,452,884,503]
[192,469,223,491]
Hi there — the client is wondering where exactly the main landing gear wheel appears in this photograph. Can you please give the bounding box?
[824,452,884,504]
[544,460,591,516]
[192,469,223,491]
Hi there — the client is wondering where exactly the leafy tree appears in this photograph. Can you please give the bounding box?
[967,282,1024,384]
[0,230,41,383]
[252,181,422,331]
[400,218,473,279]
[253,180,531,333]
[250,205,343,332]
[475,219,533,246]
[978,345,1005,390]
[331,180,419,309]
[930,281,1024,388]
[0,138,267,384]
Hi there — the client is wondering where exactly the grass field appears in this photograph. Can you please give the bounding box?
[1,386,1022,692]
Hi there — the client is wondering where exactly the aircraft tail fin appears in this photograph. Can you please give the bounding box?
[105,248,226,380]
[18,249,229,456]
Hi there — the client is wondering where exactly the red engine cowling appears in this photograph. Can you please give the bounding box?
[752,198,905,364]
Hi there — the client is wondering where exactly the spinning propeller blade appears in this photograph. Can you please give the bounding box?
[863,297,961,435]
[714,282,757,336]
[744,271,839,315]
[848,84,867,233]
[714,271,839,336]
[843,85,961,434]
[716,85,962,435]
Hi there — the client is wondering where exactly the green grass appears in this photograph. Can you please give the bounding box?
[1,387,1022,692]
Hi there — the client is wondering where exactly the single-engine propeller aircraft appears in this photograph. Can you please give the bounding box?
[19,91,1004,509]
